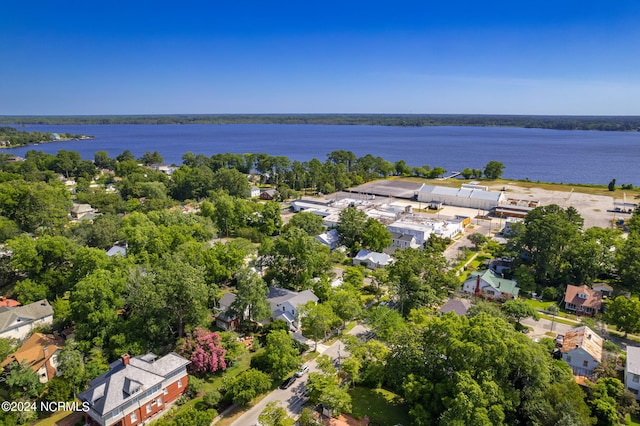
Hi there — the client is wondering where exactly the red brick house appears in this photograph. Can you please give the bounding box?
[564,284,603,316]
[78,352,190,426]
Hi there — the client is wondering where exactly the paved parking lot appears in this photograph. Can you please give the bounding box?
[344,179,620,230]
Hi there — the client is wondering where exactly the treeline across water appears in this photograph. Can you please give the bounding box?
[0,126,88,147]
[2,114,640,131]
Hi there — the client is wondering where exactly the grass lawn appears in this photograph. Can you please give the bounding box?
[537,313,579,326]
[34,411,82,426]
[349,386,412,426]
[168,348,254,415]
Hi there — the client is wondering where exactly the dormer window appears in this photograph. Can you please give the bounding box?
[578,293,589,299]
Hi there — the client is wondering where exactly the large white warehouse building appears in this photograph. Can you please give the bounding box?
[415,184,505,210]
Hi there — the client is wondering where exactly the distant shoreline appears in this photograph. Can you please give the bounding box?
[1,114,640,131]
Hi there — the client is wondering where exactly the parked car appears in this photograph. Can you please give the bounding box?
[555,335,564,347]
[280,376,297,389]
[295,364,309,377]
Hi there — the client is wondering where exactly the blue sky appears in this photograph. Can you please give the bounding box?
[2,1,640,115]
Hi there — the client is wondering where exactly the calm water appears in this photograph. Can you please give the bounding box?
[3,124,640,185]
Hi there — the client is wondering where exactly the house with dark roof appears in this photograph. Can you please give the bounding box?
[564,285,603,316]
[440,298,472,316]
[260,189,278,200]
[214,293,240,331]
[462,269,519,299]
[1,333,63,383]
[266,287,319,330]
[79,352,190,426]
[560,326,603,377]
[0,299,54,341]
[390,232,417,250]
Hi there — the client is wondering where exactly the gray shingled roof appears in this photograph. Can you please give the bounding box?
[79,352,190,416]
[267,287,318,314]
[218,293,237,311]
[0,300,53,333]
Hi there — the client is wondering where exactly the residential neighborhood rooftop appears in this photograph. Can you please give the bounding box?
[561,326,603,363]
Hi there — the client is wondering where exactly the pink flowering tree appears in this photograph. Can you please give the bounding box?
[178,327,227,375]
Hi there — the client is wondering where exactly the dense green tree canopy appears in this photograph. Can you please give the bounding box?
[387,313,592,425]
[260,227,331,290]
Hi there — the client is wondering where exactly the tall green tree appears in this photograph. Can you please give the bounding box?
[362,218,392,252]
[224,368,271,405]
[300,301,340,350]
[231,267,271,323]
[0,180,71,232]
[212,167,250,198]
[386,248,457,316]
[483,160,505,179]
[286,211,325,235]
[56,340,87,397]
[513,204,583,285]
[604,296,640,337]
[258,402,295,426]
[336,207,368,250]
[260,227,331,290]
[264,330,300,380]
[502,299,539,325]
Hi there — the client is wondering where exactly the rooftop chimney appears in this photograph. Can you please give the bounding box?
[43,346,48,358]
[121,354,131,366]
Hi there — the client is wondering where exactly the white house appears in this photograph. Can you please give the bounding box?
[0,300,54,341]
[389,232,418,250]
[560,326,603,377]
[250,186,261,198]
[353,249,392,269]
[316,229,340,250]
[626,346,640,399]
[462,269,520,299]
[266,287,319,330]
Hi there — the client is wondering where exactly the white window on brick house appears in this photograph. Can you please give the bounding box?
[146,404,152,414]
[131,412,137,423]
[178,379,183,388]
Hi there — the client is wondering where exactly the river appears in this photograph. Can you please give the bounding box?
[2,124,639,185]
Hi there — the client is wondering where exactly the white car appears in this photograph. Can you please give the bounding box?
[295,364,309,377]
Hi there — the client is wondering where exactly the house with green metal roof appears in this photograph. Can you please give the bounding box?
[462,269,520,299]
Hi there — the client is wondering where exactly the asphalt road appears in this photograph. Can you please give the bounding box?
[521,316,573,341]
[229,324,368,426]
